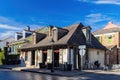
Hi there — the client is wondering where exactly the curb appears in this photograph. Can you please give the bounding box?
[0,66,12,70]
[21,69,84,77]
[0,66,84,77]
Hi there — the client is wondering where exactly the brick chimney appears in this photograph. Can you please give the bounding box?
[52,27,58,42]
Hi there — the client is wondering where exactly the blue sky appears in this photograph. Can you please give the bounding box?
[0,0,120,38]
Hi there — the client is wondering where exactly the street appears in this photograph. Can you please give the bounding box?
[0,69,120,80]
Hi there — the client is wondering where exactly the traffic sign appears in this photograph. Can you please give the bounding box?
[79,45,86,56]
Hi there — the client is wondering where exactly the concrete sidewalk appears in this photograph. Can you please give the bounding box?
[2,65,118,76]
[0,65,84,77]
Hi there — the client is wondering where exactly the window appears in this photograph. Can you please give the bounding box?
[105,35,113,44]
[97,51,99,55]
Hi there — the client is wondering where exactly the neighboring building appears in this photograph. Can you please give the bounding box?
[93,22,120,66]
[0,36,16,65]
[0,36,14,49]
[20,23,106,70]
[8,26,48,65]
[9,30,32,55]
[9,26,48,55]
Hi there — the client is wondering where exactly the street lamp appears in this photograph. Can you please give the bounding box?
[50,38,54,72]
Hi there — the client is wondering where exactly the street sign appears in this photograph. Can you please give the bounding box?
[79,45,86,71]
[79,45,86,56]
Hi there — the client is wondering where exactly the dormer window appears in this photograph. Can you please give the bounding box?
[23,30,32,39]
[15,32,22,41]
[82,26,92,43]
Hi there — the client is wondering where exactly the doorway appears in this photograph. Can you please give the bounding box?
[31,50,35,65]
[54,52,59,67]
[43,52,47,66]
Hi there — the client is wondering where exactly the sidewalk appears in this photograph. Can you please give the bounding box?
[1,65,118,76]
[0,65,84,77]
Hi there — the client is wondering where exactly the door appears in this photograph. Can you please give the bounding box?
[43,52,47,65]
[31,50,35,65]
[54,52,59,67]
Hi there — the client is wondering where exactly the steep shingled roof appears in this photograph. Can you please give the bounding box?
[34,23,85,47]
[87,34,106,50]
[21,23,106,50]
[103,22,119,29]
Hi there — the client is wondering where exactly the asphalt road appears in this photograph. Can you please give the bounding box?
[0,69,120,80]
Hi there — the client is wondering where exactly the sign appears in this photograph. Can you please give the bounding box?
[79,45,86,56]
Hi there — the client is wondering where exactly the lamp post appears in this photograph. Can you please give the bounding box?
[50,38,54,72]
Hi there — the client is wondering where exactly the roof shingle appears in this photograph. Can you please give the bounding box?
[21,23,106,50]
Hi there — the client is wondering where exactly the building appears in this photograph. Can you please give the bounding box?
[20,23,106,70]
[0,36,16,65]
[0,36,14,49]
[93,22,120,66]
[8,27,48,66]
[9,27,48,55]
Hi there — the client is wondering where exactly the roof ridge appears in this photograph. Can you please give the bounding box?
[103,21,120,29]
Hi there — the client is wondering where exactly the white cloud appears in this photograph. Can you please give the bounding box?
[0,16,12,23]
[85,13,111,25]
[77,0,120,5]
[0,16,20,25]
[0,16,24,31]
[0,24,21,30]
[0,31,15,38]
[95,0,120,5]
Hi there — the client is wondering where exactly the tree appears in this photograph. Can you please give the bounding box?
[0,50,5,65]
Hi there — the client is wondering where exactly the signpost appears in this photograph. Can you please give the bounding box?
[79,45,86,71]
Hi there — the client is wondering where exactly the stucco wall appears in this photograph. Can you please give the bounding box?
[88,48,105,67]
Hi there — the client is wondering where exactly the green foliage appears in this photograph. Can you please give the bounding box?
[0,51,5,65]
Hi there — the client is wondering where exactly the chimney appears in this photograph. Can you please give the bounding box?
[82,26,92,43]
[26,26,30,31]
[33,33,36,44]
[52,27,58,42]
[48,25,53,36]
[48,25,58,41]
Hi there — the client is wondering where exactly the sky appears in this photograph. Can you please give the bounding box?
[0,0,120,38]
